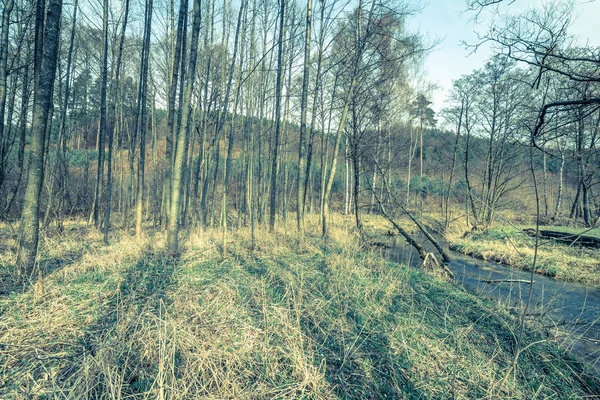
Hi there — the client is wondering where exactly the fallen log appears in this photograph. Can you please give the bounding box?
[482,279,535,285]
[522,228,600,248]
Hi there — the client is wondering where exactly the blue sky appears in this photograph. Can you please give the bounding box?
[409,0,600,112]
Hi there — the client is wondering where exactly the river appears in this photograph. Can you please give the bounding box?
[384,234,600,375]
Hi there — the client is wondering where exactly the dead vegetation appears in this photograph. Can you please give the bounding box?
[0,217,598,398]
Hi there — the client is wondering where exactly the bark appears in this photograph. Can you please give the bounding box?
[17,0,63,277]
[268,0,286,232]
[135,0,153,237]
[104,0,130,243]
[92,0,110,228]
[163,0,189,227]
[296,0,312,235]
[167,0,202,254]
[0,0,15,183]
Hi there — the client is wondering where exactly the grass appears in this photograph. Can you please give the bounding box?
[449,225,600,286]
[0,216,598,398]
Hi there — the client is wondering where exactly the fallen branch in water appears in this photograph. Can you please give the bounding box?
[482,279,535,285]
[423,253,455,281]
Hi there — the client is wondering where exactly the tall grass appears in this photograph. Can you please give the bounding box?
[0,217,598,398]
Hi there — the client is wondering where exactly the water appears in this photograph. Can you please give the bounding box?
[385,234,600,374]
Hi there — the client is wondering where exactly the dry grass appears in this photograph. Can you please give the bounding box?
[0,216,598,398]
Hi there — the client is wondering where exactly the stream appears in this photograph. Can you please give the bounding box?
[384,234,600,374]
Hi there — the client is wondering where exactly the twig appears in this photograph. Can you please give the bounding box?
[482,279,535,284]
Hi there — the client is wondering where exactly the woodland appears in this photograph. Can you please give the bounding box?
[0,0,600,396]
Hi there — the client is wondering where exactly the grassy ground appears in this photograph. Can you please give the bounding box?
[449,225,600,286]
[1,217,599,398]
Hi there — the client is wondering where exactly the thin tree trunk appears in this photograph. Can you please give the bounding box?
[135,0,153,238]
[104,0,130,243]
[268,0,286,232]
[163,0,189,228]
[296,0,312,235]
[44,0,78,227]
[445,100,463,228]
[221,0,246,256]
[0,0,15,185]
[167,0,202,254]
[91,0,110,228]
[5,43,31,214]
[543,147,548,217]
[554,142,564,219]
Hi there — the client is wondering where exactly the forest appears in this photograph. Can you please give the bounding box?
[0,0,599,397]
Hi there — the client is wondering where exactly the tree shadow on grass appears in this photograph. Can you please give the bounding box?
[235,248,425,398]
[299,274,425,398]
[0,250,84,297]
[56,249,177,397]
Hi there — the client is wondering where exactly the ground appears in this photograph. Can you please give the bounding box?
[0,216,599,398]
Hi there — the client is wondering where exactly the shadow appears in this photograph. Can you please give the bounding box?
[0,250,84,297]
[300,264,424,398]
[56,249,177,395]
[234,246,424,398]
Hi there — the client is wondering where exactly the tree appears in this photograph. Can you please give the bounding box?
[268,0,286,232]
[91,0,110,228]
[135,0,154,237]
[16,0,63,277]
[167,0,202,254]
[296,0,312,235]
[104,0,131,243]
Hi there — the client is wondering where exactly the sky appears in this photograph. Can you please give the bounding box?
[408,0,600,113]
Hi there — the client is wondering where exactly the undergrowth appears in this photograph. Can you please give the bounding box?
[0,217,598,398]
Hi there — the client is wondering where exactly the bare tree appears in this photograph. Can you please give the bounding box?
[17,0,63,277]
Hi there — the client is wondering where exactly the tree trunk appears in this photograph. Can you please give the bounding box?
[221,0,246,257]
[163,0,189,228]
[0,0,15,186]
[553,142,564,219]
[135,0,153,238]
[296,0,312,235]
[91,0,110,228]
[17,0,63,277]
[167,0,202,254]
[445,100,462,228]
[104,0,130,243]
[268,0,286,232]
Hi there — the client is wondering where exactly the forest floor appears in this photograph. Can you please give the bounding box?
[1,216,599,398]
[448,225,600,286]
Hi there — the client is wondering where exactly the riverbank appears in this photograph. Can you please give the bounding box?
[1,217,599,398]
[449,225,600,286]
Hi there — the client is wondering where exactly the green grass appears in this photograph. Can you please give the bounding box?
[0,219,598,398]
[450,225,600,285]
[537,225,600,240]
